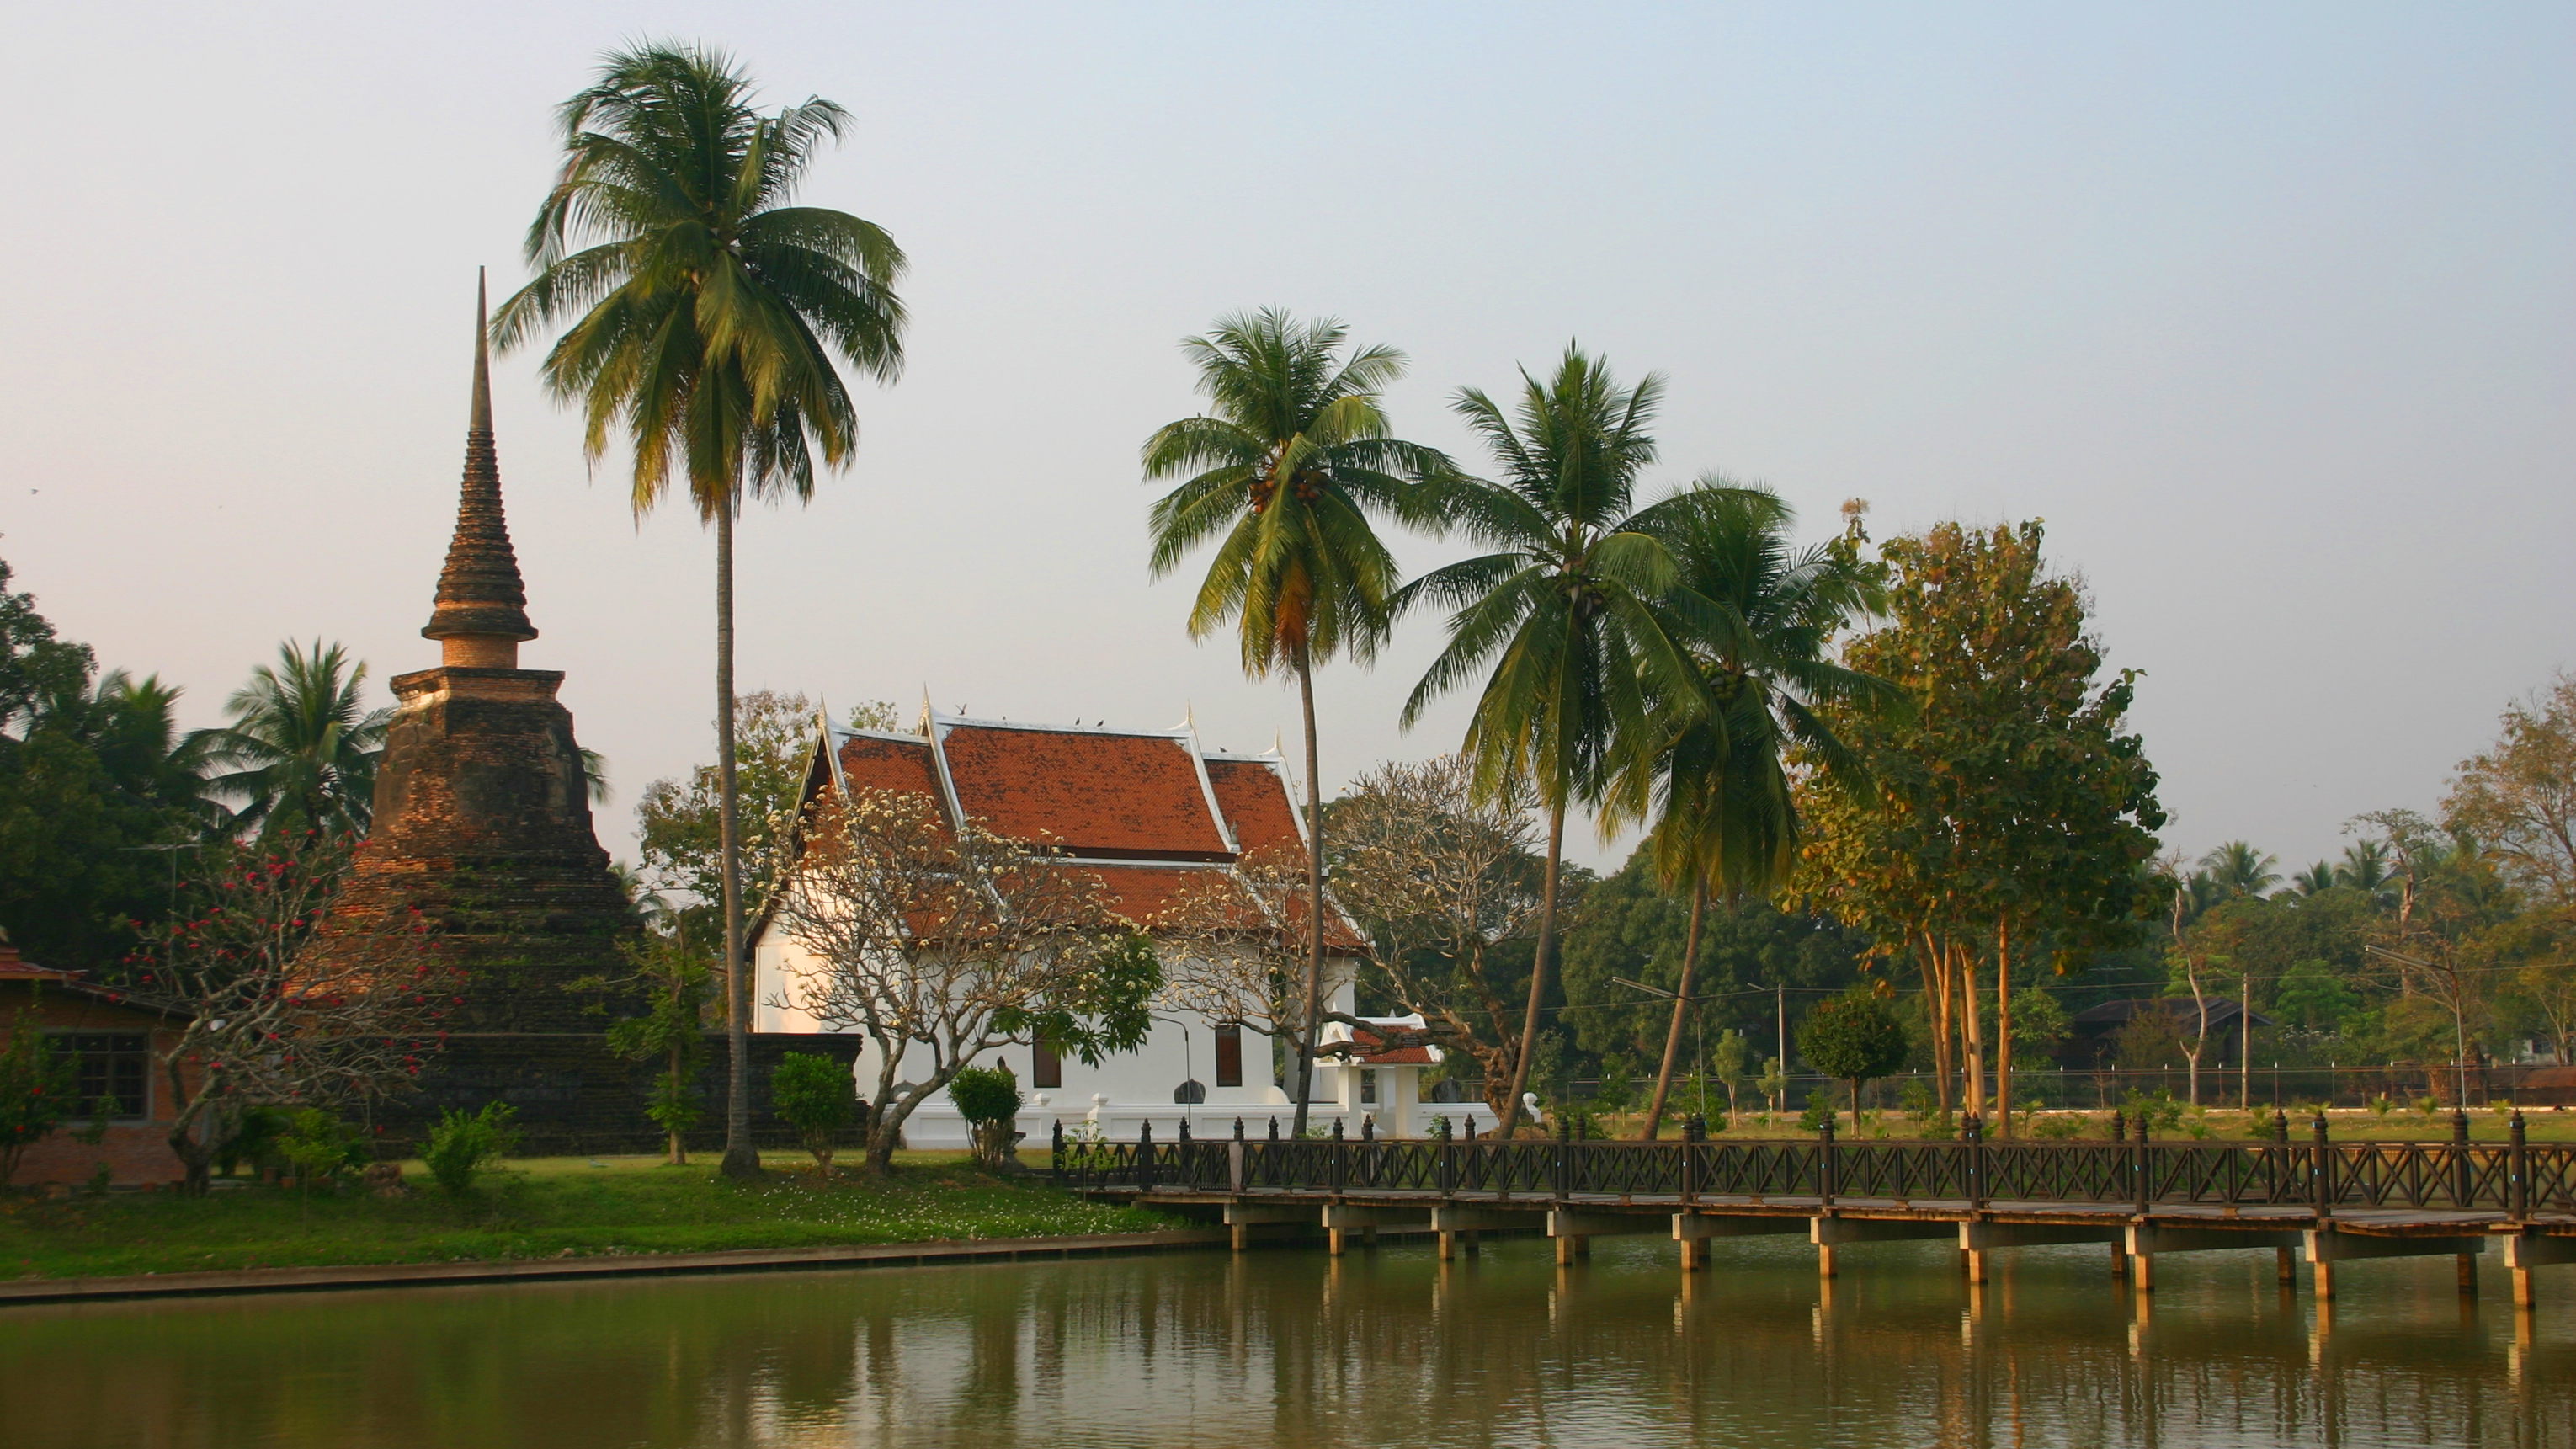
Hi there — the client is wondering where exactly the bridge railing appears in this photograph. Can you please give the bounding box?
[1049,1121,2576,1217]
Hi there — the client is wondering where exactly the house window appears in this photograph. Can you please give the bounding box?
[55,1033,149,1119]
[1213,1025,1243,1088]
[1031,1036,1062,1089]
[1360,1068,1378,1105]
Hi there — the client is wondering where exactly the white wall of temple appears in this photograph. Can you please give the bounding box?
[752,925,1495,1141]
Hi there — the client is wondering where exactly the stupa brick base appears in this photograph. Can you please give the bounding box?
[301,277,860,1153]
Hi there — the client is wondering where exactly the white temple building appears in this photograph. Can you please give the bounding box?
[750,708,1498,1145]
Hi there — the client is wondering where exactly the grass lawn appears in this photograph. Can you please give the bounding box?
[1,1152,1189,1281]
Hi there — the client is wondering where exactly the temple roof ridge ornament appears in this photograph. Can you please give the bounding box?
[423,268,537,657]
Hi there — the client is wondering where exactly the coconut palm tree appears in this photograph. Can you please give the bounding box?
[493,43,907,1177]
[1397,346,1706,1133]
[2199,840,2281,901]
[1601,487,1890,1138]
[197,642,390,842]
[2288,860,2339,898]
[1143,309,1442,1136]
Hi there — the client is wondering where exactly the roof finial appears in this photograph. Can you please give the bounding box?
[423,268,536,653]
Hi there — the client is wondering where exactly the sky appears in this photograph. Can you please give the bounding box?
[2,3,2568,876]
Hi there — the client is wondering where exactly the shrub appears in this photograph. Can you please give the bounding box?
[1797,1100,1838,1135]
[948,1063,1024,1170]
[2031,1112,2088,1140]
[771,1052,855,1173]
[423,1102,520,1195]
[2119,1089,2184,1134]
[216,1106,293,1180]
[1795,994,1908,1125]
[279,1109,365,1188]
[0,1010,74,1186]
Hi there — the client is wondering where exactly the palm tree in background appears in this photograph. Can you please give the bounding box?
[197,642,390,841]
[494,42,907,1177]
[1600,487,1890,1138]
[1143,309,1442,1137]
[2336,839,2397,903]
[2289,860,2339,897]
[1397,346,1704,1133]
[2199,840,2281,901]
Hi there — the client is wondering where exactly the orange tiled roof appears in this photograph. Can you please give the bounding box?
[1341,1022,1437,1066]
[1205,758,1304,855]
[833,732,940,802]
[938,724,1229,861]
[0,942,76,983]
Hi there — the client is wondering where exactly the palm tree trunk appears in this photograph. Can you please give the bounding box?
[716,502,759,1178]
[1503,802,1567,1137]
[1640,882,1706,1140]
[1290,658,1327,1139]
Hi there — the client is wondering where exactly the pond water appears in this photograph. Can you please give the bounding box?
[2,1236,2566,1448]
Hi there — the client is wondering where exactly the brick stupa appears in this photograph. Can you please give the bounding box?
[308,276,636,1032]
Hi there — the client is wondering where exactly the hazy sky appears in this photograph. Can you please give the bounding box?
[3,3,2568,876]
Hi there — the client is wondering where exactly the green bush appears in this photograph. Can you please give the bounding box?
[0,1010,74,1186]
[948,1063,1024,1169]
[2031,1112,2088,1140]
[279,1110,365,1188]
[2119,1089,2184,1134]
[1795,994,1908,1125]
[771,1052,855,1172]
[423,1102,520,1195]
[1797,1100,1838,1134]
[216,1106,293,1180]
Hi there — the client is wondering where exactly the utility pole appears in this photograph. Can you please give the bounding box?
[1775,983,1788,1074]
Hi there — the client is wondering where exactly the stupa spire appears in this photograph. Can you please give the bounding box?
[423,269,536,664]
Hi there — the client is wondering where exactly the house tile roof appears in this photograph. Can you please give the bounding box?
[777,707,1367,956]
[937,723,1230,860]
[1205,758,1305,856]
[833,732,944,807]
[1333,1019,1439,1066]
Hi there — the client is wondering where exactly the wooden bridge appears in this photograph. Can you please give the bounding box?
[1055,1112,2576,1308]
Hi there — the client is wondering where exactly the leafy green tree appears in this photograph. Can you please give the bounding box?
[2446,671,2576,909]
[582,933,716,1164]
[1399,347,1711,1132]
[197,641,389,842]
[1795,993,1908,1126]
[946,1063,1024,1170]
[0,1007,74,1185]
[1598,487,1888,1137]
[769,1052,855,1173]
[1559,842,1869,1078]
[1143,310,1440,1137]
[496,43,908,1179]
[1797,521,2164,1134]
[2289,861,2338,898]
[0,562,223,971]
[636,692,895,951]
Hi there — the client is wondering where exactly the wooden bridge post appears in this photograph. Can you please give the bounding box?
[2310,1111,2334,1222]
[1137,1121,1156,1193]
[2452,1111,2475,1208]
[2132,1112,2151,1218]
[1818,1114,1838,1211]
[2508,1111,2530,1223]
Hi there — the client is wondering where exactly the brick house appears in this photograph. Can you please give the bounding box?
[1,941,191,1187]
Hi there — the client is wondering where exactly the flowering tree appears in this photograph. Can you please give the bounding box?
[770,791,1158,1175]
[123,836,450,1195]
[1152,842,1374,1085]
[1327,756,1546,1129]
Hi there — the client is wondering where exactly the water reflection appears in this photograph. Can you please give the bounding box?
[1,1238,2566,1447]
